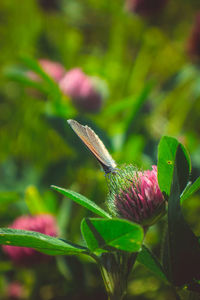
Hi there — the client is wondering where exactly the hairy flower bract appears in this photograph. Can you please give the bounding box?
[108,165,165,226]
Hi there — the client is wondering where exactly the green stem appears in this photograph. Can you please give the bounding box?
[98,252,138,300]
[100,267,125,300]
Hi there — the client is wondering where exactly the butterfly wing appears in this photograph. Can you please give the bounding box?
[67,119,116,173]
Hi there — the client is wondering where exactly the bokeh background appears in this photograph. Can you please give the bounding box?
[0,0,200,299]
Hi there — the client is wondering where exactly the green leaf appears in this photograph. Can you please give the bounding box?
[137,245,168,282]
[0,228,87,256]
[176,144,191,193]
[158,136,191,197]
[19,56,62,102]
[5,67,47,93]
[181,177,200,205]
[81,218,144,253]
[52,186,111,219]
[20,56,57,87]
[157,136,179,197]
[163,145,200,286]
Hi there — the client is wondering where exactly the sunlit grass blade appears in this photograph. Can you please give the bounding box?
[5,67,47,93]
[25,185,48,215]
[19,56,62,100]
[124,80,155,140]
[20,56,57,87]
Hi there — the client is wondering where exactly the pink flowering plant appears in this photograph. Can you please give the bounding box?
[59,68,104,113]
[5,56,106,117]
[107,165,165,226]
[2,214,58,266]
[0,129,200,299]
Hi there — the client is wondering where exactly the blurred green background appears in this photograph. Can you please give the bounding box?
[0,0,200,299]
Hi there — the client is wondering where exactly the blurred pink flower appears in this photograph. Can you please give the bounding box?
[108,165,165,226]
[126,0,168,17]
[3,214,58,266]
[187,13,200,62]
[59,68,103,113]
[28,59,65,82]
[7,281,24,300]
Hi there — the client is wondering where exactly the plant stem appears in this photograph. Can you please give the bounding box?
[98,252,138,300]
[100,263,125,300]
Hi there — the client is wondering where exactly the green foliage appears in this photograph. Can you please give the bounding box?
[51,186,111,219]
[0,228,87,256]
[124,80,155,141]
[162,144,200,287]
[137,245,168,282]
[181,177,200,205]
[81,218,144,253]
[5,67,48,93]
[0,0,200,298]
[158,136,191,197]
[157,136,179,197]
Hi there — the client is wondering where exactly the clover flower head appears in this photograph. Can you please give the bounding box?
[108,165,165,226]
[2,214,58,266]
[28,59,65,82]
[59,68,103,113]
[6,281,24,300]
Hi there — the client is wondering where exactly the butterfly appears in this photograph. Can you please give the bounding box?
[67,119,117,174]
